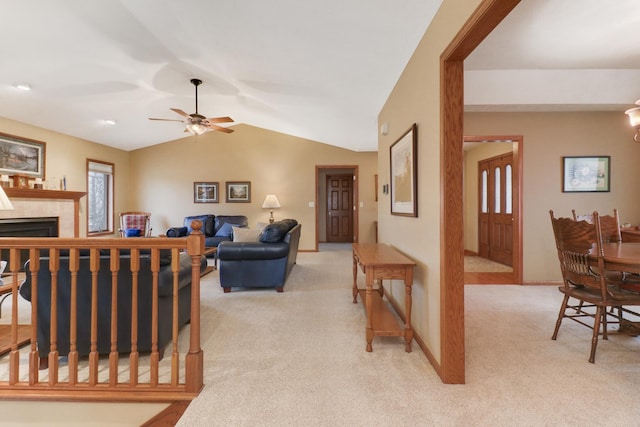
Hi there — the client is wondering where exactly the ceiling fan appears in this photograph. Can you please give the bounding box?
[149,78,234,135]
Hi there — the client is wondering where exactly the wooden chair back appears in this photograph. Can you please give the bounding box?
[550,210,606,294]
[571,208,621,243]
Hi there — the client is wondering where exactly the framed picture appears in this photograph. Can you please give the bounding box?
[194,182,219,203]
[0,132,46,179]
[226,181,251,203]
[562,156,610,192]
[390,124,417,216]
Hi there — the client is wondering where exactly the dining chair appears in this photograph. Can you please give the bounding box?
[549,210,640,363]
[571,208,621,243]
[118,211,152,237]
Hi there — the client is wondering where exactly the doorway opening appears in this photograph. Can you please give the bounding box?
[463,135,523,285]
[315,165,359,251]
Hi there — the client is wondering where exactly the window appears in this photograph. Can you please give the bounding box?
[87,159,114,235]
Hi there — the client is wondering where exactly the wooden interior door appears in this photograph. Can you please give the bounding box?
[326,174,353,242]
[478,152,513,266]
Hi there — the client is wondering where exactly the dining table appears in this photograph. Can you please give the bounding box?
[600,242,640,275]
[597,242,640,335]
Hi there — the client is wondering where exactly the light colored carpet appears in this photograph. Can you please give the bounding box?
[464,255,513,272]
[178,247,640,426]
[2,247,640,425]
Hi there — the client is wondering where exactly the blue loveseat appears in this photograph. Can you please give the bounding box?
[166,214,248,256]
[217,219,301,292]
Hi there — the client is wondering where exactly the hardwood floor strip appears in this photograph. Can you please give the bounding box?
[141,401,190,427]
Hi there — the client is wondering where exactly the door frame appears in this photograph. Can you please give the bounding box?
[440,0,521,384]
[464,135,523,285]
[315,165,359,251]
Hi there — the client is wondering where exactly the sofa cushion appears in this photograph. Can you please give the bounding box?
[259,221,291,243]
[215,222,235,238]
[184,215,215,237]
[233,226,261,242]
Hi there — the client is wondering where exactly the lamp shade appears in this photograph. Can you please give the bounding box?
[625,104,640,127]
[186,123,207,135]
[0,186,14,210]
[262,195,281,209]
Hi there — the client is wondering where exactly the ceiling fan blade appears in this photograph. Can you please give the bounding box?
[206,123,234,133]
[149,117,184,122]
[170,108,190,118]
[205,116,234,124]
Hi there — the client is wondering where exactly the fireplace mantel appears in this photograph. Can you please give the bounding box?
[5,188,85,201]
[3,188,86,237]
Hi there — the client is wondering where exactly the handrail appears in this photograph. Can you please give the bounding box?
[0,221,205,402]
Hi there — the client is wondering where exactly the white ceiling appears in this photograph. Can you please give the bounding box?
[1,1,638,152]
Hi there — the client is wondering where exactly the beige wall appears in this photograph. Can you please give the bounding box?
[378,0,483,364]
[0,117,131,237]
[464,111,640,283]
[128,124,378,250]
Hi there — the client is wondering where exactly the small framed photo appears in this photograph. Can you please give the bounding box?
[226,181,251,203]
[194,182,219,203]
[562,156,610,193]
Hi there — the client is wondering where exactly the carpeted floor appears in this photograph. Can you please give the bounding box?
[464,255,513,272]
[177,246,640,426]
[2,247,640,425]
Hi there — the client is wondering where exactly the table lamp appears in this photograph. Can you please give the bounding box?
[0,186,14,210]
[262,194,280,223]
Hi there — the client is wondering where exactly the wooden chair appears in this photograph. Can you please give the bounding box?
[550,210,640,362]
[571,208,621,243]
[118,211,152,237]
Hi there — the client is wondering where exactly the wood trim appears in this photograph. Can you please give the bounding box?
[440,0,521,384]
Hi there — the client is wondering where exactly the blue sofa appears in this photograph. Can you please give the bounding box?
[217,219,301,292]
[166,214,248,256]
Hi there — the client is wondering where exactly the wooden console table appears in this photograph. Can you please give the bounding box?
[352,243,416,352]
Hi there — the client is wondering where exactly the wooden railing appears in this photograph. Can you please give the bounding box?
[0,224,205,402]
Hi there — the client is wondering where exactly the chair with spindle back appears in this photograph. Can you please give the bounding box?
[550,210,640,362]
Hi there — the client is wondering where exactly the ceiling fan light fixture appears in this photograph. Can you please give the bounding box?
[186,122,207,135]
[625,100,640,142]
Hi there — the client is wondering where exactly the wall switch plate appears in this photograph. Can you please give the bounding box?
[308,201,315,208]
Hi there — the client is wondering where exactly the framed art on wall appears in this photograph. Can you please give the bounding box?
[562,156,610,192]
[390,123,418,216]
[0,132,46,178]
[226,181,251,203]
[194,182,219,203]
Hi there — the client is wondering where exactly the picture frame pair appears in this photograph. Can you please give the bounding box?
[194,181,251,203]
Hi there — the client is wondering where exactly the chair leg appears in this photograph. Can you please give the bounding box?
[589,306,603,363]
[602,306,608,340]
[552,294,570,340]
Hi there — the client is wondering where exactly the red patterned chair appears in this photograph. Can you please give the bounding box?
[118,211,152,237]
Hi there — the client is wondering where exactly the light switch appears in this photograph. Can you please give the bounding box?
[308,201,315,208]
[359,202,364,208]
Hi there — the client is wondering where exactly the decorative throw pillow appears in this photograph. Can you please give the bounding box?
[232,226,261,242]
[215,222,235,238]
[259,221,290,243]
[124,228,141,237]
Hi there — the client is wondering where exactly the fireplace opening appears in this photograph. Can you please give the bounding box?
[0,217,59,269]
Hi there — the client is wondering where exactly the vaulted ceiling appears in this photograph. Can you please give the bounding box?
[1,1,637,152]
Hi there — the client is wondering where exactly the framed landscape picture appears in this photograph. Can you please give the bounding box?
[226,181,251,203]
[562,156,610,192]
[194,182,219,203]
[390,124,417,216]
[0,132,46,178]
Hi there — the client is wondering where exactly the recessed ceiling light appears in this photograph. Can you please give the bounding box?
[13,82,31,91]
[103,119,117,125]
